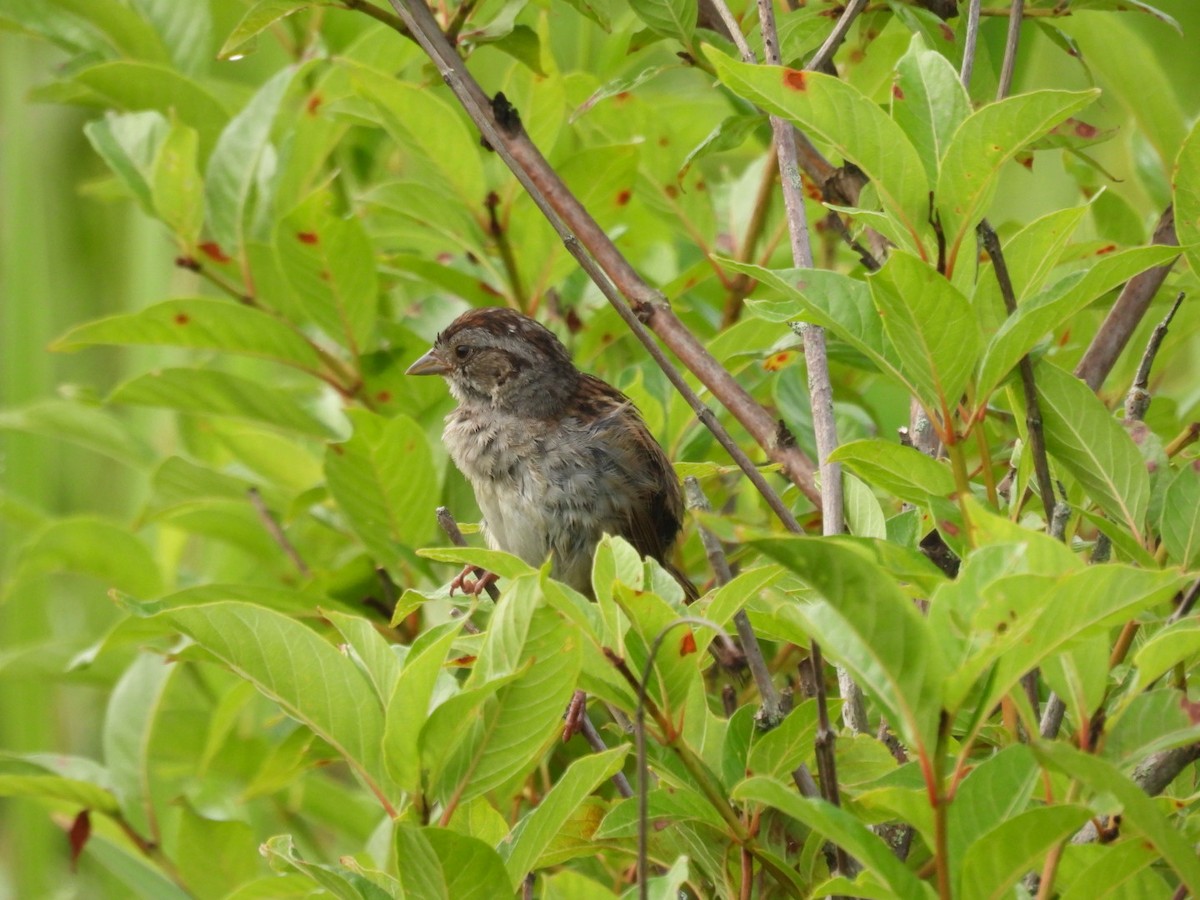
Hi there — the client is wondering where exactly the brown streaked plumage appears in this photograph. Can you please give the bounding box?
[407,307,693,598]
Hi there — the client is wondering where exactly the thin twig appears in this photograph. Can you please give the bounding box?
[1124,292,1185,422]
[961,0,982,88]
[709,0,756,62]
[1169,577,1200,625]
[382,0,822,510]
[755,0,863,871]
[806,0,869,74]
[632,618,742,900]
[684,477,784,726]
[978,221,1056,525]
[1075,205,1178,391]
[248,488,310,576]
[577,714,635,799]
[996,0,1024,100]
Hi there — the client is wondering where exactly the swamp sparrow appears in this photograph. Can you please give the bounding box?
[407,307,694,599]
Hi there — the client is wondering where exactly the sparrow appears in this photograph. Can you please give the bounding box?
[406,307,694,600]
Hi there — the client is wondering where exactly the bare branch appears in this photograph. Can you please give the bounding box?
[807,0,869,74]
[961,0,982,88]
[248,488,310,576]
[685,477,784,726]
[997,0,1025,100]
[1124,292,1185,423]
[978,221,1056,525]
[383,0,822,510]
[1075,205,1179,391]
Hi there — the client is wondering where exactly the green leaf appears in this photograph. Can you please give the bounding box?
[161,601,397,806]
[1161,462,1200,569]
[384,622,463,792]
[6,516,163,600]
[218,1,315,60]
[0,774,119,814]
[829,439,955,505]
[423,581,582,806]
[502,746,628,886]
[324,410,439,563]
[0,400,153,469]
[132,0,213,74]
[109,368,334,437]
[868,250,980,415]
[349,64,486,211]
[677,113,763,182]
[745,699,818,781]
[1057,840,1161,900]
[416,547,538,582]
[103,653,174,833]
[1176,119,1200,279]
[959,805,1094,900]
[976,245,1183,400]
[84,110,168,213]
[1035,743,1200,895]
[706,50,930,253]
[1035,362,1151,539]
[151,118,204,246]
[936,89,1099,274]
[947,744,1039,886]
[393,826,519,900]
[1133,619,1200,694]
[981,566,1184,715]
[73,62,231,159]
[206,65,298,255]
[275,191,379,354]
[733,777,935,899]
[730,260,902,381]
[54,299,325,374]
[628,0,695,45]
[323,610,401,708]
[843,472,887,539]
[749,536,944,754]
[892,33,971,185]
[262,834,395,900]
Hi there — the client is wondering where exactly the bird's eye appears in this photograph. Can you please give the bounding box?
[454,344,471,360]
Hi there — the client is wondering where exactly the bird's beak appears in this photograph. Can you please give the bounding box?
[406,347,450,376]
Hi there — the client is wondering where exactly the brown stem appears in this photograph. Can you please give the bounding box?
[961,0,982,88]
[381,0,822,509]
[1075,205,1178,391]
[684,477,784,726]
[978,221,1056,525]
[722,147,779,327]
[806,0,868,73]
[1124,292,1185,422]
[248,488,310,576]
[996,0,1025,100]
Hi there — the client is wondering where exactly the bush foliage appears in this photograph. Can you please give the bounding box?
[1,0,1199,897]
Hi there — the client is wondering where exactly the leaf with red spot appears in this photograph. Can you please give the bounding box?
[324,410,440,561]
[68,810,91,870]
[891,34,971,186]
[935,88,1099,275]
[706,48,932,257]
[976,244,1181,401]
[276,191,379,353]
[678,631,697,656]
[198,241,232,263]
[206,65,299,258]
[52,298,326,375]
